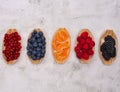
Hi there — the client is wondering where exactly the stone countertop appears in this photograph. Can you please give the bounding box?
[0,0,120,92]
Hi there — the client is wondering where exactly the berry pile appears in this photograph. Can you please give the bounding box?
[74,31,95,60]
[27,30,46,60]
[3,31,22,61]
[100,35,116,61]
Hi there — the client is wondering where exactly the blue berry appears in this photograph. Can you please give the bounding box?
[32,50,37,55]
[28,39,32,43]
[38,43,42,47]
[41,53,44,57]
[32,55,37,60]
[38,32,43,36]
[33,42,38,47]
[41,36,45,41]
[41,41,46,45]
[41,45,45,49]
[31,37,36,42]
[35,33,40,38]
[41,49,45,54]
[32,30,37,36]
[37,38,42,43]
[27,51,32,56]
[36,47,41,51]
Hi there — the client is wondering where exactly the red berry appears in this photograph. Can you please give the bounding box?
[81,32,88,39]
[83,53,89,60]
[83,44,89,50]
[77,36,81,42]
[74,46,80,53]
[76,52,82,59]
[91,41,95,46]
[80,38,85,45]
[3,32,21,61]
[88,49,94,55]
[17,35,21,40]
[77,43,82,49]
[82,49,87,53]
[86,37,91,44]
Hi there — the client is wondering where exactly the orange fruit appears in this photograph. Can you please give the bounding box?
[52,28,70,64]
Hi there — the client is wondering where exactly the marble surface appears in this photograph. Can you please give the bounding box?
[0,0,120,92]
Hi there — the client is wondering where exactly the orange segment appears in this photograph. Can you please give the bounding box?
[52,28,70,64]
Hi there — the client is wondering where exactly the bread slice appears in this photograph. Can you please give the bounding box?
[99,30,118,65]
[76,29,95,64]
[2,29,21,64]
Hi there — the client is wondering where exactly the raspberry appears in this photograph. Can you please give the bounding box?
[81,32,88,39]
[76,52,82,59]
[88,49,94,55]
[74,46,80,53]
[80,38,85,45]
[83,44,89,50]
[83,53,89,60]
[77,36,81,43]
[86,37,91,44]
[77,43,82,49]
[75,31,95,61]
[91,41,95,47]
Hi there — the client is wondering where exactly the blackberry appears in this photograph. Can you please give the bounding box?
[100,35,116,61]
[105,35,115,45]
[102,51,110,60]
[100,43,106,52]
[110,47,116,57]
[105,41,114,53]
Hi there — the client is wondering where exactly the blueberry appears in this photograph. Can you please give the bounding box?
[38,31,43,36]
[41,45,45,49]
[32,50,37,55]
[35,33,40,38]
[37,38,42,43]
[41,36,45,41]
[32,55,37,60]
[38,43,42,47]
[36,56,40,60]
[37,53,41,57]
[27,51,32,56]
[41,41,46,45]
[41,53,44,57]
[27,43,32,49]
[28,39,32,43]
[26,46,30,50]
[33,42,38,47]
[32,30,37,36]
[36,47,41,51]
[31,37,36,42]
[29,48,33,52]
[41,49,45,54]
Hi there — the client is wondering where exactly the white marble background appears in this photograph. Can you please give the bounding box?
[0,0,120,92]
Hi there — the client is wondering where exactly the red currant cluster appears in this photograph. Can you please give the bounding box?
[3,32,22,61]
[74,32,95,60]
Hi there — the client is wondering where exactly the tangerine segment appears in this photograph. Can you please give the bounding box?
[52,28,70,63]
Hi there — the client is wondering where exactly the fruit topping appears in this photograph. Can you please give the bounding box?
[3,30,22,62]
[100,35,116,61]
[27,30,46,61]
[74,30,95,61]
[52,28,70,63]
